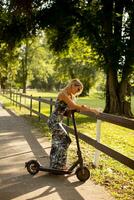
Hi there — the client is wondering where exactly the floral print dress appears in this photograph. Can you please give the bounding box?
[47,99,71,169]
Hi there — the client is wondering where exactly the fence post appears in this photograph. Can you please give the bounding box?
[16,93,18,107]
[20,94,22,110]
[10,90,12,104]
[93,119,101,167]
[13,92,14,105]
[50,98,53,115]
[25,95,26,105]
[38,96,41,121]
[30,95,32,116]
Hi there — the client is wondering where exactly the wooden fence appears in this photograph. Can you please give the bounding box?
[1,90,134,170]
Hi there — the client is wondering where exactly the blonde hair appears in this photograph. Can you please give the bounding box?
[63,79,83,96]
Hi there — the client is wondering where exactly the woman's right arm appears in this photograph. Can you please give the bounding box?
[58,92,98,113]
[58,92,82,111]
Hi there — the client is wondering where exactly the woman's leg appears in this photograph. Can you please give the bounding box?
[50,130,71,169]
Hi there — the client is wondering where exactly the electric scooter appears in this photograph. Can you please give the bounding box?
[25,111,90,182]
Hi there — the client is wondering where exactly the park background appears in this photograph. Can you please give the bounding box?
[0,1,134,200]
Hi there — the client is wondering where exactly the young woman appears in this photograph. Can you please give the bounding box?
[47,79,98,170]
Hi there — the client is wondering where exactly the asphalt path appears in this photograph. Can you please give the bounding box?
[0,104,114,200]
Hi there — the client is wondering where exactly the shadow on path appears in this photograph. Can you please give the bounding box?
[0,108,86,200]
[0,173,85,200]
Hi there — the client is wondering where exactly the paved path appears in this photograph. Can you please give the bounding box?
[0,104,115,200]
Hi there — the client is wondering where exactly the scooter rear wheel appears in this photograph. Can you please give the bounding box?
[75,167,90,182]
[25,160,40,175]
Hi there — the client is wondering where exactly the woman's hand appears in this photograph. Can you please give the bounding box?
[89,108,100,116]
[80,105,100,116]
[81,104,90,111]
[81,104,88,108]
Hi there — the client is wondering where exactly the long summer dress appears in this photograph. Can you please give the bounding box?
[47,99,71,170]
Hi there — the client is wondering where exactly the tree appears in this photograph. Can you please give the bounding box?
[28,34,55,91]
[1,0,134,116]
[46,0,134,116]
[15,38,31,93]
[53,35,101,95]
[0,43,20,89]
[45,0,134,117]
[15,33,55,92]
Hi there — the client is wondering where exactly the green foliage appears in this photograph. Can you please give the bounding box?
[0,0,134,115]
[27,34,56,90]
[6,32,101,93]
[13,33,56,91]
[53,36,102,94]
[0,43,20,88]
[1,1,134,72]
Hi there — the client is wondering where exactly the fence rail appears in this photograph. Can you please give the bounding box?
[1,90,134,170]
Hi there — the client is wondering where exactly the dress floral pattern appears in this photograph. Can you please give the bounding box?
[47,99,71,169]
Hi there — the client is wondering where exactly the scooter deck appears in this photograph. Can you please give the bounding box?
[39,166,72,175]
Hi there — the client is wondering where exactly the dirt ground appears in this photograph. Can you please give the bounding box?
[0,103,115,200]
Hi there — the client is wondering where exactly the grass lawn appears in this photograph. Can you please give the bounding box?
[25,89,134,114]
[0,90,134,200]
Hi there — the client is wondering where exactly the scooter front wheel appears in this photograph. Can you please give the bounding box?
[25,160,40,175]
[75,166,90,182]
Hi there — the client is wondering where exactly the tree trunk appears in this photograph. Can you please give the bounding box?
[104,67,133,117]
[22,59,27,93]
[22,80,26,93]
[22,39,28,93]
[119,78,133,117]
[0,77,7,90]
[104,67,120,114]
